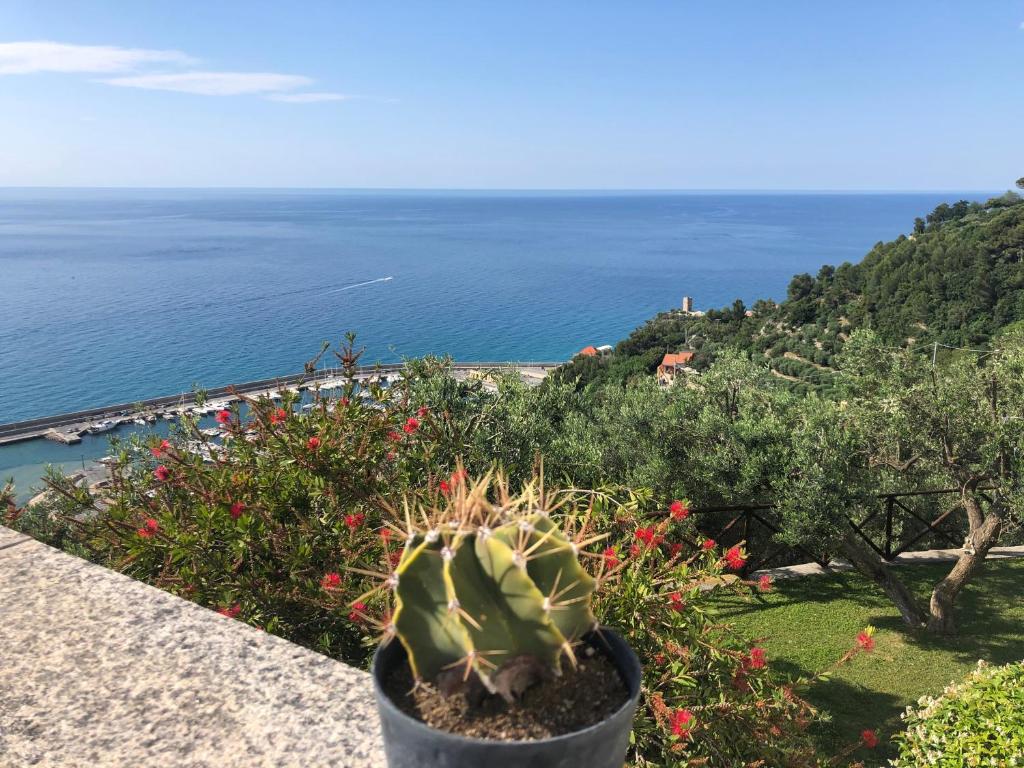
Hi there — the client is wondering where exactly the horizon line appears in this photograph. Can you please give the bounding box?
[0,185,1008,194]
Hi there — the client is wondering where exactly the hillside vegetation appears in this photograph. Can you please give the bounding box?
[555,191,1024,394]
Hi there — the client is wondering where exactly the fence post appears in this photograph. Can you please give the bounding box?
[884,496,894,560]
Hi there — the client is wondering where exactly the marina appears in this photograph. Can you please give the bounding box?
[0,361,560,449]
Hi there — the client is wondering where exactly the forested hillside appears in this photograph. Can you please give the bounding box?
[556,190,1024,394]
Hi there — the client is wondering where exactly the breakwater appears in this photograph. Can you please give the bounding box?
[0,361,561,447]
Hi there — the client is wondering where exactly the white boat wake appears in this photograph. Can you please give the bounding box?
[325,276,393,294]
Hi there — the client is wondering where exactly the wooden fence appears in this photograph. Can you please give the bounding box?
[688,487,987,572]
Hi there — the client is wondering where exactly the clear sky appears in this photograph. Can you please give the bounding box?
[0,1,1022,189]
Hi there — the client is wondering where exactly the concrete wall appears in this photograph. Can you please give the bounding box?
[0,526,386,767]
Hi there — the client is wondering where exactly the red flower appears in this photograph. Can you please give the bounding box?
[349,601,367,622]
[856,631,875,652]
[389,550,402,567]
[339,397,350,407]
[668,542,684,558]
[229,502,245,520]
[417,406,429,418]
[629,543,641,557]
[450,468,469,486]
[402,417,419,434]
[668,592,685,613]
[387,431,403,443]
[439,479,451,495]
[669,500,689,520]
[321,572,342,590]
[153,465,170,482]
[380,528,394,542]
[307,436,321,451]
[215,409,231,425]
[217,603,241,619]
[724,545,746,571]
[669,708,694,739]
[861,729,878,749]
[758,574,773,592]
[150,439,170,458]
[136,517,159,538]
[701,538,716,550]
[602,546,620,568]
[269,407,288,425]
[634,526,664,548]
[748,647,767,670]
[345,513,366,531]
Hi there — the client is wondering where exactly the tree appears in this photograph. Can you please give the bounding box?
[786,272,815,302]
[776,330,1024,634]
[773,393,931,628]
[1017,177,1024,191]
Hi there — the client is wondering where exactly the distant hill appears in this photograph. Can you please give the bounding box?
[554,191,1024,394]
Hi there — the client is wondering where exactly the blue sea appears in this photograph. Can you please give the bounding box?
[0,189,995,498]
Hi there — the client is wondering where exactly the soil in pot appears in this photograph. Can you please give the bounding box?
[382,645,629,740]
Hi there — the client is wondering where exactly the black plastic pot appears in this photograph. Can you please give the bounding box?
[371,628,641,768]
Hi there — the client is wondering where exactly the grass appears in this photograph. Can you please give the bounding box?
[712,558,1024,760]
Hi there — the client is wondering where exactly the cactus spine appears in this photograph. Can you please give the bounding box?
[386,475,598,698]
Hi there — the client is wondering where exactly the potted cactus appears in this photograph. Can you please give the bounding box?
[365,474,641,768]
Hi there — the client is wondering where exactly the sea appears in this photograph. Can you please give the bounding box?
[0,189,995,500]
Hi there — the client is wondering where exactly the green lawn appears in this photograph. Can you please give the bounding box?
[712,558,1024,759]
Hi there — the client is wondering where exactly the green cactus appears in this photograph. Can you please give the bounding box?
[385,475,599,700]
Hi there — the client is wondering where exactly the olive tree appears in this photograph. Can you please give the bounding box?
[776,330,1024,633]
[659,354,797,506]
[549,353,797,507]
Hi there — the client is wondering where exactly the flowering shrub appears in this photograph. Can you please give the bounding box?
[589,495,879,766]
[890,660,1024,767]
[599,518,820,763]
[7,344,881,767]
[18,341,448,661]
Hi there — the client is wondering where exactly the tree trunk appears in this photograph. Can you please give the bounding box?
[838,533,927,628]
[926,512,1001,634]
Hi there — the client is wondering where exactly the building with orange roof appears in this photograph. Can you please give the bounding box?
[657,351,695,386]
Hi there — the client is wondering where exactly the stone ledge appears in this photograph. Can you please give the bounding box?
[0,524,30,551]
[754,545,1024,580]
[0,526,385,767]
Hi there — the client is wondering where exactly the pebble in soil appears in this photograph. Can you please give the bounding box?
[383,647,629,740]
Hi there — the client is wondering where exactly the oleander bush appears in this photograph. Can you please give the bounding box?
[890,660,1024,767]
[6,342,882,767]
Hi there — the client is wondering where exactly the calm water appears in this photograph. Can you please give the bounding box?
[0,189,992,498]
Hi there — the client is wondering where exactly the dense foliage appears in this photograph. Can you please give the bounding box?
[408,337,1024,636]
[891,660,1024,767]
[555,191,1024,394]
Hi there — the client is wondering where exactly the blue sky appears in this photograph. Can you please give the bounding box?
[0,1,1022,189]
